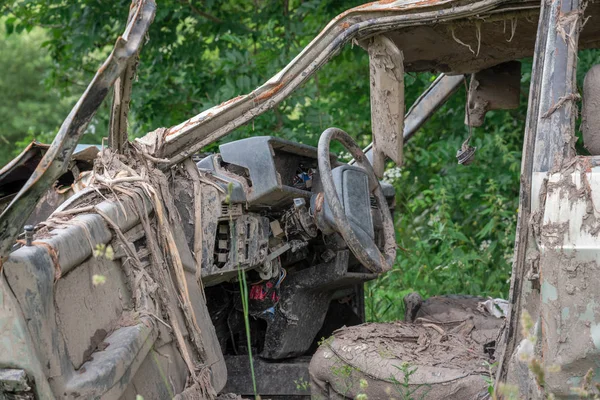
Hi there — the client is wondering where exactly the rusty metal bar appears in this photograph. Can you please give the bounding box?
[403,74,465,142]
[0,0,156,259]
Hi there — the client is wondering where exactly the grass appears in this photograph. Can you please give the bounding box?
[236,265,259,398]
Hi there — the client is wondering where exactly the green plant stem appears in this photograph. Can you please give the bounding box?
[237,265,258,397]
[228,180,259,398]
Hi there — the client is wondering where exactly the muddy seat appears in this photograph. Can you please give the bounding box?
[309,293,505,399]
[0,189,226,399]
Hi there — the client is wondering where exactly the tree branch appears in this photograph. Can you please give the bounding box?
[180,1,222,24]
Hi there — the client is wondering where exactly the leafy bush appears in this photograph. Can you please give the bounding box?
[0,20,73,166]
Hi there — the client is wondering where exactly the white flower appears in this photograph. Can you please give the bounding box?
[339,151,352,162]
[383,167,402,184]
[479,240,491,251]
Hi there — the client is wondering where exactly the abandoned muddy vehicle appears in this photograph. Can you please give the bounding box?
[1,0,600,398]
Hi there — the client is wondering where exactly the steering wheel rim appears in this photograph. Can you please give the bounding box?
[317,127,396,273]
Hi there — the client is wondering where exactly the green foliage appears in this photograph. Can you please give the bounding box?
[93,243,114,260]
[388,362,431,400]
[483,361,498,396]
[0,20,74,166]
[571,368,600,399]
[330,363,358,397]
[294,377,310,392]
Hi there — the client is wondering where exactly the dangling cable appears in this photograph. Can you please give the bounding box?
[457,76,477,165]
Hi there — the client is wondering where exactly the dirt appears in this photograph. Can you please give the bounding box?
[81,329,108,366]
[310,321,497,399]
[310,294,505,399]
[583,64,600,155]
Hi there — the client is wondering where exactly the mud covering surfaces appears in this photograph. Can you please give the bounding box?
[310,294,505,399]
[582,65,600,155]
[310,322,494,399]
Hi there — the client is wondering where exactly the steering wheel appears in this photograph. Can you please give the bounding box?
[316,127,396,273]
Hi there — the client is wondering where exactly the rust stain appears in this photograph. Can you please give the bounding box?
[218,95,245,108]
[30,156,51,186]
[0,141,48,176]
[163,124,192,138]
[166,111,215,137]
[314,192,324,213]
[256,82,285,102]
[414,0,443,6]
[341,22,351,29]
[580,156,593,173]
[15,240,61,281]
[166,95,246,137]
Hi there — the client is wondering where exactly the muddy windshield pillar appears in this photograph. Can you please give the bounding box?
[499,0,584,393]
[532,0,580,173]
[108,5,143,154]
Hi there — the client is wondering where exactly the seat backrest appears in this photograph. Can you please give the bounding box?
[1,189,225,399]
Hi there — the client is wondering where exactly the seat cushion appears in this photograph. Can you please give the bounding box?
[310,294,506,399]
